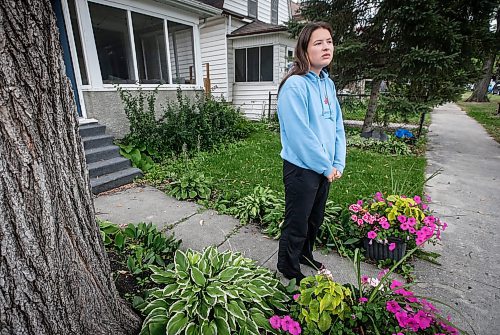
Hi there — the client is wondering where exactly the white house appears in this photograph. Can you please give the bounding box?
[55,0,296,136]
[197,0,297,119]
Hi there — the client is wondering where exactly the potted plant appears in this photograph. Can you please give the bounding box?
[348,192,447,261]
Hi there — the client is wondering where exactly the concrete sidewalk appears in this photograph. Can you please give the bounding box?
[94,185,386,286]
[413,103,500,335]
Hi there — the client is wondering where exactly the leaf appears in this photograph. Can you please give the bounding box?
[343,237,360,245]
[217,267,238,282]
[184,322,197,335]
[214,317,230,335]
[175,250,189,273]
[191,266,206,287]
[318,312,332,332]
[227,300,245,320]
[166,312,189,335]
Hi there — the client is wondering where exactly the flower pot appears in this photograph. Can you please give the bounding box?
[363,237,407,262]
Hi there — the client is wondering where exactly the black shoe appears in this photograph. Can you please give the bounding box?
[299,256,325,270]
[280,270,306,284]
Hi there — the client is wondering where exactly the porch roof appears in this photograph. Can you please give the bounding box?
[228,20,287,37]
[153,0,222,18]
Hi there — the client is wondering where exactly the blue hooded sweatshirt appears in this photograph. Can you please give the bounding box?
[277,70,346,177]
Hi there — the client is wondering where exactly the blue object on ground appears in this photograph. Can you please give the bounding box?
[395,128,414,139]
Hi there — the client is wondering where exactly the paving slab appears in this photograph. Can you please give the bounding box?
[218,224,279,265]
[169,210,240,251]
[94,185,200,228]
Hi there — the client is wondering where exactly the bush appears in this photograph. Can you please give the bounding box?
[347,133,413,156]
[139,246,290,335]
[119,87,255,159]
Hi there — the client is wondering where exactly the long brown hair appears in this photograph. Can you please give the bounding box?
[279,22,333,92]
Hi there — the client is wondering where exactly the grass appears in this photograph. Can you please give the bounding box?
[169,128,426,206]
[456,93,500,143]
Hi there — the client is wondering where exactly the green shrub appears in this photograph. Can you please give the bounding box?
[139,246,290,335]
[100,221,180,278]
[347,134,413,155]
[169,172,213,201]
[294,273,353,333]
[118,142,155,172]
[119,87,255,158]
[232,186,281,224]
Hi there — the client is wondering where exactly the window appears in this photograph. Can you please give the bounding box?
[168,22,196,84]
[89,2,135,84]
[132,13,169,84]
[85,1,197,86]
[248,0,257,18]
[67,0,88,85]
[271,0,278,25]
[235,46,273,82]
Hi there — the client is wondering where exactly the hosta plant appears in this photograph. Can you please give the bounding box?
[139,246,290,335]
[169,172,212,200]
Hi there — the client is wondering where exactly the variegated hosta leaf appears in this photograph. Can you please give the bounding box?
[175,250,189,273]
[166,311,188,335]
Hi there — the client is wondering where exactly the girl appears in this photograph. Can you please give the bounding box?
[277,22,346,283]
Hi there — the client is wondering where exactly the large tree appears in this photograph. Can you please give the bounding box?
[0,1,141,334]
[467,4,500,102]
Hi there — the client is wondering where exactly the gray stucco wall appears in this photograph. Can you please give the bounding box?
[82,89,200,138]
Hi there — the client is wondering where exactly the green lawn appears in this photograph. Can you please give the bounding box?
[457,93,500,143]
[172,129,426,206]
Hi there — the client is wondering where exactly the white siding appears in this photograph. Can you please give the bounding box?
[232,83,278,119]
[168,28,196,83]
[200,17,228,97]
[278,0,290,24]
[224,0,247,16]
[227,19,246,101]
[258,1,271,23]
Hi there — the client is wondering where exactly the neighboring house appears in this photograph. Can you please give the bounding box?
[54,0,296,137]
[197,0,296,119]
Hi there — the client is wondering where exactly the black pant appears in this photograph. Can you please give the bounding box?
[277,160,330,277]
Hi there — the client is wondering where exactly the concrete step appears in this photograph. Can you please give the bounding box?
[88,156,132,178]
[83,134,114,150]
[84,145,121,164]
[90,168,143,194]
[79,123,106,138]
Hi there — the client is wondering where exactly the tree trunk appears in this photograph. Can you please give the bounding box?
[0,2,141,334]
[361,78,382,134]
[466,53,496,102]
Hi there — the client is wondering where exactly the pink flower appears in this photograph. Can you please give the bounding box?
[422,203,428,210]
[413,195,422,204]
[389,242,396,251]
[392,333,404,335]
[361,275,369,284]
[269,315,281,330]
[390,279,403,290]
[408,227,416,234]
[381,221,390,229]
[367,231,377,239]
[362,213,371,223]
[357,200,363,206]
[288,321,302,335]
[425,194,432,202]
[351,214,358,221]
[377,268,389,280]
[357,219,364,226]
[281,315,293,331]
[349,204,361,213]
[394,288,414,297]
[395,310,409,327]
[442,222,448,230]
[416,237,425,245]
[386,300,401,313]
[359,297,368,303]
[400,222,410,231]
[397,215,407,223]
[293,293,300,301]
[407,217,416,226]
[414,310,432,329]
[375,192,384,201]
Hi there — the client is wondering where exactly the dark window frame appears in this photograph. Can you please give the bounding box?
[248,0,258,18]
[234,45,273,83]
[271,0,278,25]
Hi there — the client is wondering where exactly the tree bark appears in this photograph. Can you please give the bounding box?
[361,78,382,134]
[466,53,496,102]
[0,2,141,334]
